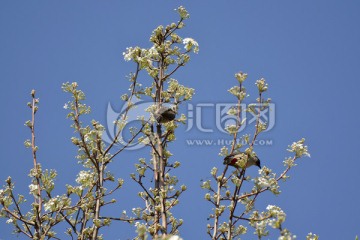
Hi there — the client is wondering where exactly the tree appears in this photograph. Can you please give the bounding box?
[201,73,315,239]
[0,6,319,240]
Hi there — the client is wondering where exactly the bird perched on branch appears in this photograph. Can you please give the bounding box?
[223,152,261,169]
[154,106,177,123]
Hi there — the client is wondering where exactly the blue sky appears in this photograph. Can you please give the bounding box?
[1,1,360,239]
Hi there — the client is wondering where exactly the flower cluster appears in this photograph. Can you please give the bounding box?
[203,72,315,239]
[288,138,311,158]
[255,78,268,93]
[254,167,280,195]
[44,195,71,212]
[183,38,199,53]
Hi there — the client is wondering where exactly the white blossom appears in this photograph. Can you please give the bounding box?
[306,232,319,240]
[168,236,183,240]
[6,219,13,224]
[279,229,297,240]
[123,47,141,61]
[148,46,160,59]
[235,71,248,83]
[76,170,93,187]
[256,177,270,188]
[255,78,268,93]
[176,6,190,19]
[288,138,310,158]
[44,195,71,212]
[123,47,133,61]
[44,197,57,212]
[183,38,199,53]
[201,180,211,190]
[254,167,280,194]
[29,184,39,195]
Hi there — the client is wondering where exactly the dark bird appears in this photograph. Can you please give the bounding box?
[154,106,177,123]
[223,152,261,169]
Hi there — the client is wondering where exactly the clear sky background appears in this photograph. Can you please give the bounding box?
[1,1,360,239]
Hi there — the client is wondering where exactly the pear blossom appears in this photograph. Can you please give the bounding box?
[183,38,199,53]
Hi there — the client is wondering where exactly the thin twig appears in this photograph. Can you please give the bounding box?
[103,63,140,156]
[30,92,42,237]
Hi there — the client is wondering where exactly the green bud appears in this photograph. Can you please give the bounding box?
[205,193,211,201]
[71,137,80,145]
[210,167,218,177]
[226,190,231,197]
[235,72,247,83]
[93,219,101,227]
[176,6,190,19]
[6,176,11,185]
[255,78,268,93]
[173,161,181,168]
[24,120,32,128]
[103,218,111,226]
[24,139,32,148]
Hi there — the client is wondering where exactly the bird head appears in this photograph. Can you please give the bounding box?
[154,106,177,123]
[253,156,261,169]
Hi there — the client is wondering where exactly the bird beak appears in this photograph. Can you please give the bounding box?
[257,162,262,169]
